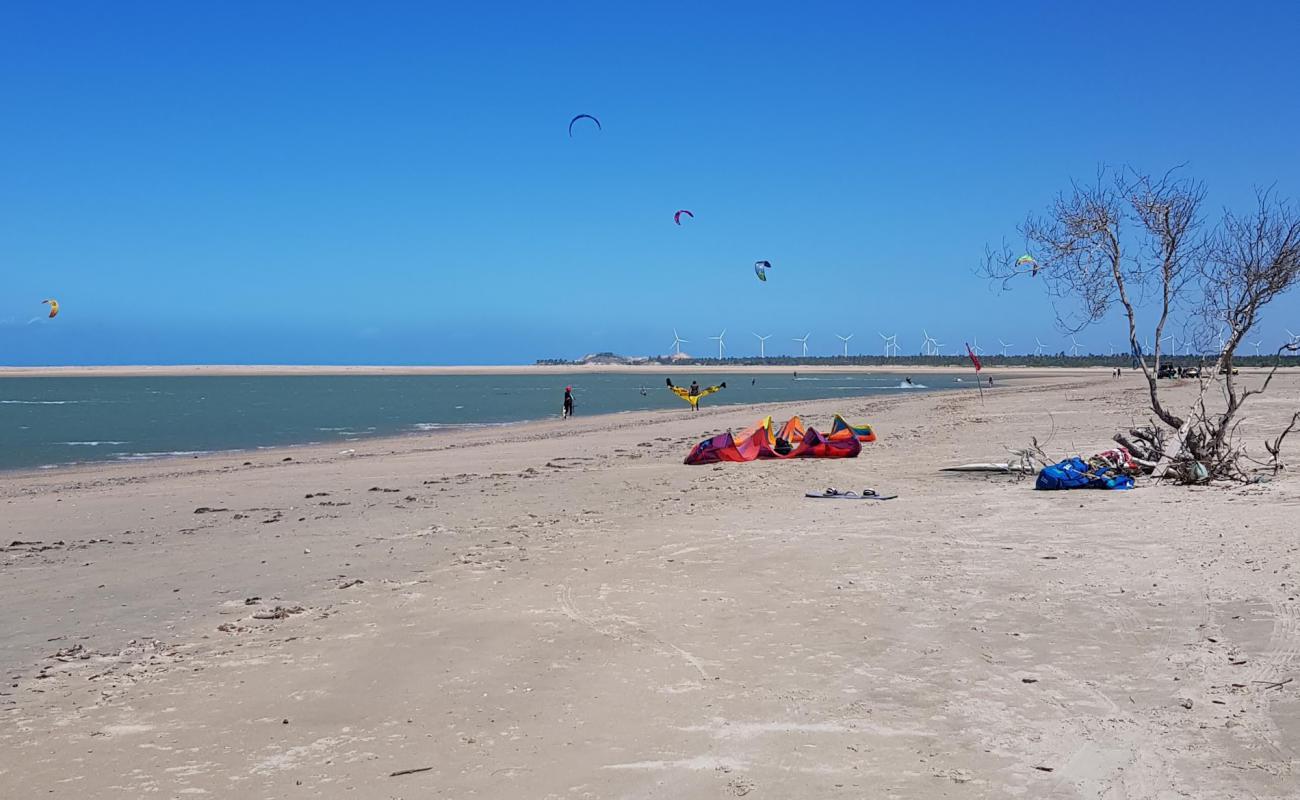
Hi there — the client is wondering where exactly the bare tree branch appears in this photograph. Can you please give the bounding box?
[982,167,1300,483]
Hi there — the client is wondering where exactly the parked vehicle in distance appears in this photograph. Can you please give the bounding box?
[1181,366,1201,378]
[1157,363,1180,379]
[1219,366,1240,375]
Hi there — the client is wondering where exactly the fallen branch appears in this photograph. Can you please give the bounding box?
[390,766,434,777]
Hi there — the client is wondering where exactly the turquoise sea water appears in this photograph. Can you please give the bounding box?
[0,372,960,471]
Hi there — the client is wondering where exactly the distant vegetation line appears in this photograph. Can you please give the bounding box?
[537,354,1300,368]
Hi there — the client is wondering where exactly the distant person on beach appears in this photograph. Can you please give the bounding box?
[988,376,994,386]
[562,386,574,419]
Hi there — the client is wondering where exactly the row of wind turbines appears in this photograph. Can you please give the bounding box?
[672,329,1063,359]
[670,328,1300,359]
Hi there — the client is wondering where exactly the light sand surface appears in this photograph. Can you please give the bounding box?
[2,373,1298,798]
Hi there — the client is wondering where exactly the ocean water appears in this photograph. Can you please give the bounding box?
[0,372,960,471]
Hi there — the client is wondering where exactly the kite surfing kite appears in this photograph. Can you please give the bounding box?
[1016,254,1040,276]
[42,299,59,318]
[666,378,725,411]
[568,114,601,137]
[754,260,771,282]
[684,414,875,465]
[674,209,693,226]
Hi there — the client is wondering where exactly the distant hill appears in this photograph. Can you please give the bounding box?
[536,352,652,366]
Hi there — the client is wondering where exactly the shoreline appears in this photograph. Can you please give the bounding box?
[0,379,980,482]
[0,363,1118,378]
[1,366,1268,476]
[0,372,1040,477]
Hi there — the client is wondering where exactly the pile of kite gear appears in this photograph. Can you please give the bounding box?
[684,415,876,465]
[805,488,897,501]
[1035,445,1140,491]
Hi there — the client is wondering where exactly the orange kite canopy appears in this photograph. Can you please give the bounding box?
[683,415,875,465]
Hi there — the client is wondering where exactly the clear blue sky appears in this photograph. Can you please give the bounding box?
[3,1,1299,364]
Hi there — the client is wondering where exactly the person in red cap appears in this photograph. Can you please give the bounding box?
[562,386,574,419]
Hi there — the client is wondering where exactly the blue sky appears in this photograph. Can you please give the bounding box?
[2,1,1299,364]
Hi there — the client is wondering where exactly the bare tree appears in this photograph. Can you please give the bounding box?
[983,167,1300,481]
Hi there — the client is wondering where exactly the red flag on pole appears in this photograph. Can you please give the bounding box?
[966,343,982,372]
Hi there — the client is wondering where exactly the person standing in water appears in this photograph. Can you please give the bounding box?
[562,385,574,419]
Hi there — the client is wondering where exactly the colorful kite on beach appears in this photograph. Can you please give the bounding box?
[568,114,602,137]
[674,209,693,225]
[1016,254,1040,276]
[666,378,726,410]
[753,260,771,282]
[42,299,59,318]
[683,414,875,465]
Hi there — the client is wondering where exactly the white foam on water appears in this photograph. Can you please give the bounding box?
[113,450,212,461]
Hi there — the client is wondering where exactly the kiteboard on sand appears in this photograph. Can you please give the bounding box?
[805,488,897,500]
[941,463,1036,474]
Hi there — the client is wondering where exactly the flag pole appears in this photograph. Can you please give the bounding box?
[967,343,984,405]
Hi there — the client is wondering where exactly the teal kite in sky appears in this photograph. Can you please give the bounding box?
[1016,254,1040,276]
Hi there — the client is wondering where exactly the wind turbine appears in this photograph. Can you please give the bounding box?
[998,339,1013,356]
[793,333,810,358]
[1286,329,1299,346]
[1159,334,1173,354]
[835,333,854,357]
[970,336,985,356]
[671,329,688,356]
[1108,342,1116,356]
[753,332,771,358]
[709,329,726,360]
[1252,340,1263,355]
[1069,336,1082,356]
[922,330,939,356]
[1034,337,1047,356]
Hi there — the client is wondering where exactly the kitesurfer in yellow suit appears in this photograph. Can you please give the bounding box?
[666,378,725,411]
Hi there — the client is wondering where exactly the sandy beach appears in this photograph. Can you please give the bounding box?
[2,371,1298,798]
